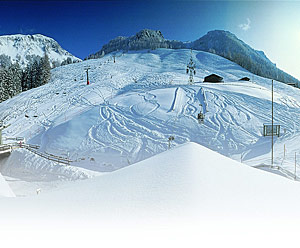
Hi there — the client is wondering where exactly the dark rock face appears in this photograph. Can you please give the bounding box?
[87,29,184,59]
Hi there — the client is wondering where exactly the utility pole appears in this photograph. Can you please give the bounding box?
[271,79,274,168]
[295,152,297,180]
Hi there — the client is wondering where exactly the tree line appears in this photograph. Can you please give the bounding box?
[0,54,51,102]
[222,51,299,85]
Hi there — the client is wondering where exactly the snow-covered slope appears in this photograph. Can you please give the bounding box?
[0,172,14,197]
[0,34,81,67]
[1,48,300,196]
[1,142,300,247]
[1,48,300,247]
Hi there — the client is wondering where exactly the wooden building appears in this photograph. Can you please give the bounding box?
[239,77,250,81]
[204,74,223,83]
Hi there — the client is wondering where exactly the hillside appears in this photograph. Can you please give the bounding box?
[192,30,300,85]
[1,49,300,196]
[1,47,300,246]
[0,34,81,68]
[87,29,299,85]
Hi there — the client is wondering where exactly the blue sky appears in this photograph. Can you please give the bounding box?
[0,0,300,79]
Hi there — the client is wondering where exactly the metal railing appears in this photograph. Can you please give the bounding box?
[0,144,12,154]
[9,142,72,165]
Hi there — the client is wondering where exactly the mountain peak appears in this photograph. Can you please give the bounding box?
[134,29,164,40]
[0,33,81,68]
[87,29,173,59]
[207,29,231,34]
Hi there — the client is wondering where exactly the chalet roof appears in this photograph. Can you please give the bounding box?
[239,77,250,81]
[204,74,223,83]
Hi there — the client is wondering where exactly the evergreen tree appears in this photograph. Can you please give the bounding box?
[9,62,22,96]
[0,65,13,101]
[0,67,6,101]
[31,60,40,88]
[0,54,52,103]
[21,64,32,91]
[40,53,51,86]
[0,54,12,68]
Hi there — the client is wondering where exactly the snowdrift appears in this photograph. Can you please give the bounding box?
[1,142,300,224]
[0,172,15,197]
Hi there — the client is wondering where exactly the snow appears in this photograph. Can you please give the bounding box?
[1,48,300,246]
[1,142,300,247]
[12,141,300,218]
[0,34,81,67]
[1,48,300,196]
[0,172,15,197]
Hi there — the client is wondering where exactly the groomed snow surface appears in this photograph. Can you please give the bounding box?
[1,49,300,246]
[1,142,300,247]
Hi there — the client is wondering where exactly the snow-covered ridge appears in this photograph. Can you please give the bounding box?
[88,29,299,85]
[87,29,184,59]
[0,33,81,67]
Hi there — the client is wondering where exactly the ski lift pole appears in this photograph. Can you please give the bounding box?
[186,49,195,84]
[85,66,90,85]
[86,68,89,85]
[168,136,174,149]
[271,79,274,168]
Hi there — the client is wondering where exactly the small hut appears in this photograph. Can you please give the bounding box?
[204,74,223,83]
[239,77,250,81]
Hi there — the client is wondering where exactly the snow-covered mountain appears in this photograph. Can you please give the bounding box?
[0,34,81,67]
[191,30,300,84]
[1,47,300,246]
[88,29,299,85]
[1,48,300,197]
[87,29,183,59]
